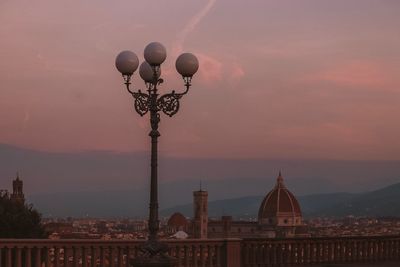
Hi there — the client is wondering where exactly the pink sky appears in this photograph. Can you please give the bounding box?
[0,0,400,160]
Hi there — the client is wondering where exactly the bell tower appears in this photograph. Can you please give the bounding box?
[11,173,25,204]
[193,185,208,239]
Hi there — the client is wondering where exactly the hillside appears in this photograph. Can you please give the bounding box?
[161,183,400,219]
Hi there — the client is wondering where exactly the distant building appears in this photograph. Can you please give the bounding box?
[193,188,208,239]
[166,212,189,235]
[0,173,25,204]
[166,172,308,239]
[10,173,25,204]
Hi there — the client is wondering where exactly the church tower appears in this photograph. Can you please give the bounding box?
[193,186,208,239]
[11,173,25,204]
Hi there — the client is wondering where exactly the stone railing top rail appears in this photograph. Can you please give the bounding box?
[243,234,400,242]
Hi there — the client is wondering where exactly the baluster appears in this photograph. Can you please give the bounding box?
[118,246,124,267]
[369,240,373,261]
[253,242,259,266]
[110,247,115,267]
[5,247,12,267]
[53,247,60,267]
[183,245,189,267]
[192,245,198,267]
[255,242,261,267]
[377,240,381,261]
[215,245,221,267]
[134,245,139,259]
[175,245,181,267]
[73,246,79,267]
[376,240,380,261]
[329,242,334,263]
[241,243,248,267]
[207,245,213,267]
[276,243,282,265]
[125,246,130,267]
[351,240,356,262]
[378,240,382,261]
[15,247,22,267]
[81,247,87,267]
[372,240,377,262]
[45,247,51,267]
[323,241,328,263]
[305,242,310,265]
[266,243,271,266]
[64,247,71,267]
[334,241,339,263]
[91,247,97,267]
[35,247,42,267]
[310,242,315,264]
[260,243,266,266]
[300,242,305,265]
[369,240,374,261]
[282,243,289,266]
[392,239,396,260]
[273,243,278,266]
[200,245,206,267]
[299,242,304,265]
[99,247,105,267]
[385,240,390,260]
[290,242,296,265]
[284,243,289,266]
[395,240,399,260]
[363,240,368,262]
[318,242,323,263]
[25,247,32,267]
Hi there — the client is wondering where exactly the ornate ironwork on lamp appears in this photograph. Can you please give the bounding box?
[115,42,199,266]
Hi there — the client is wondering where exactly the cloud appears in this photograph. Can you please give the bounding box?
[196,53,223,82]
[170,0,245,84]
[230,63,245,80]
[301,60,393,88]
[172,0,217,56]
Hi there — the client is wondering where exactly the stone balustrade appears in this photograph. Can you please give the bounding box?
[1,236,399,267]
[242,236,400,266]
[0,239,227,267]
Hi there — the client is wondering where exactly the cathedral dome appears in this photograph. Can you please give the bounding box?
[167,212,188,228]
[258,172,302,226]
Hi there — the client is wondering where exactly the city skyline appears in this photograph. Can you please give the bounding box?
[1,2,400,266]
[0,0,399,161]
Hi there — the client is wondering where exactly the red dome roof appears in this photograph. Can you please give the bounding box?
[258,172,302,221]
[168,212,188,228]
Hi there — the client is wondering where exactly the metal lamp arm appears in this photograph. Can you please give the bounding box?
[122,76,151,117]
[155,77,192,117]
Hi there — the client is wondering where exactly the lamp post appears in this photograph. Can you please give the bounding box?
[115,42,199,266]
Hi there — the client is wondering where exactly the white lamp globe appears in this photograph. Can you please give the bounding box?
[115,50,139,75]
[144,42,167,66]
[176,53,199,77]
[139,61,161,83]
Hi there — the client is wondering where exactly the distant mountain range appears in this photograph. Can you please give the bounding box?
[27,182,400,219]
[161,183,400,218]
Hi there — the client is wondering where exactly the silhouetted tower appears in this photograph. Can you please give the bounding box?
[193,184,208,239]
[11,173,25,204]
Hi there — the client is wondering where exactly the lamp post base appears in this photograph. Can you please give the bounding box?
[131,240,177,267]
[131,255,177,267]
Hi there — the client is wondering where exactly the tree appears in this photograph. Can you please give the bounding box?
[0,194,45,238]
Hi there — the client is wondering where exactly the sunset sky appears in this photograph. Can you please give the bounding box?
[1,0,400,161]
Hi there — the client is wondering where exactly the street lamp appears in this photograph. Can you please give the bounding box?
[115,42,199,266]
